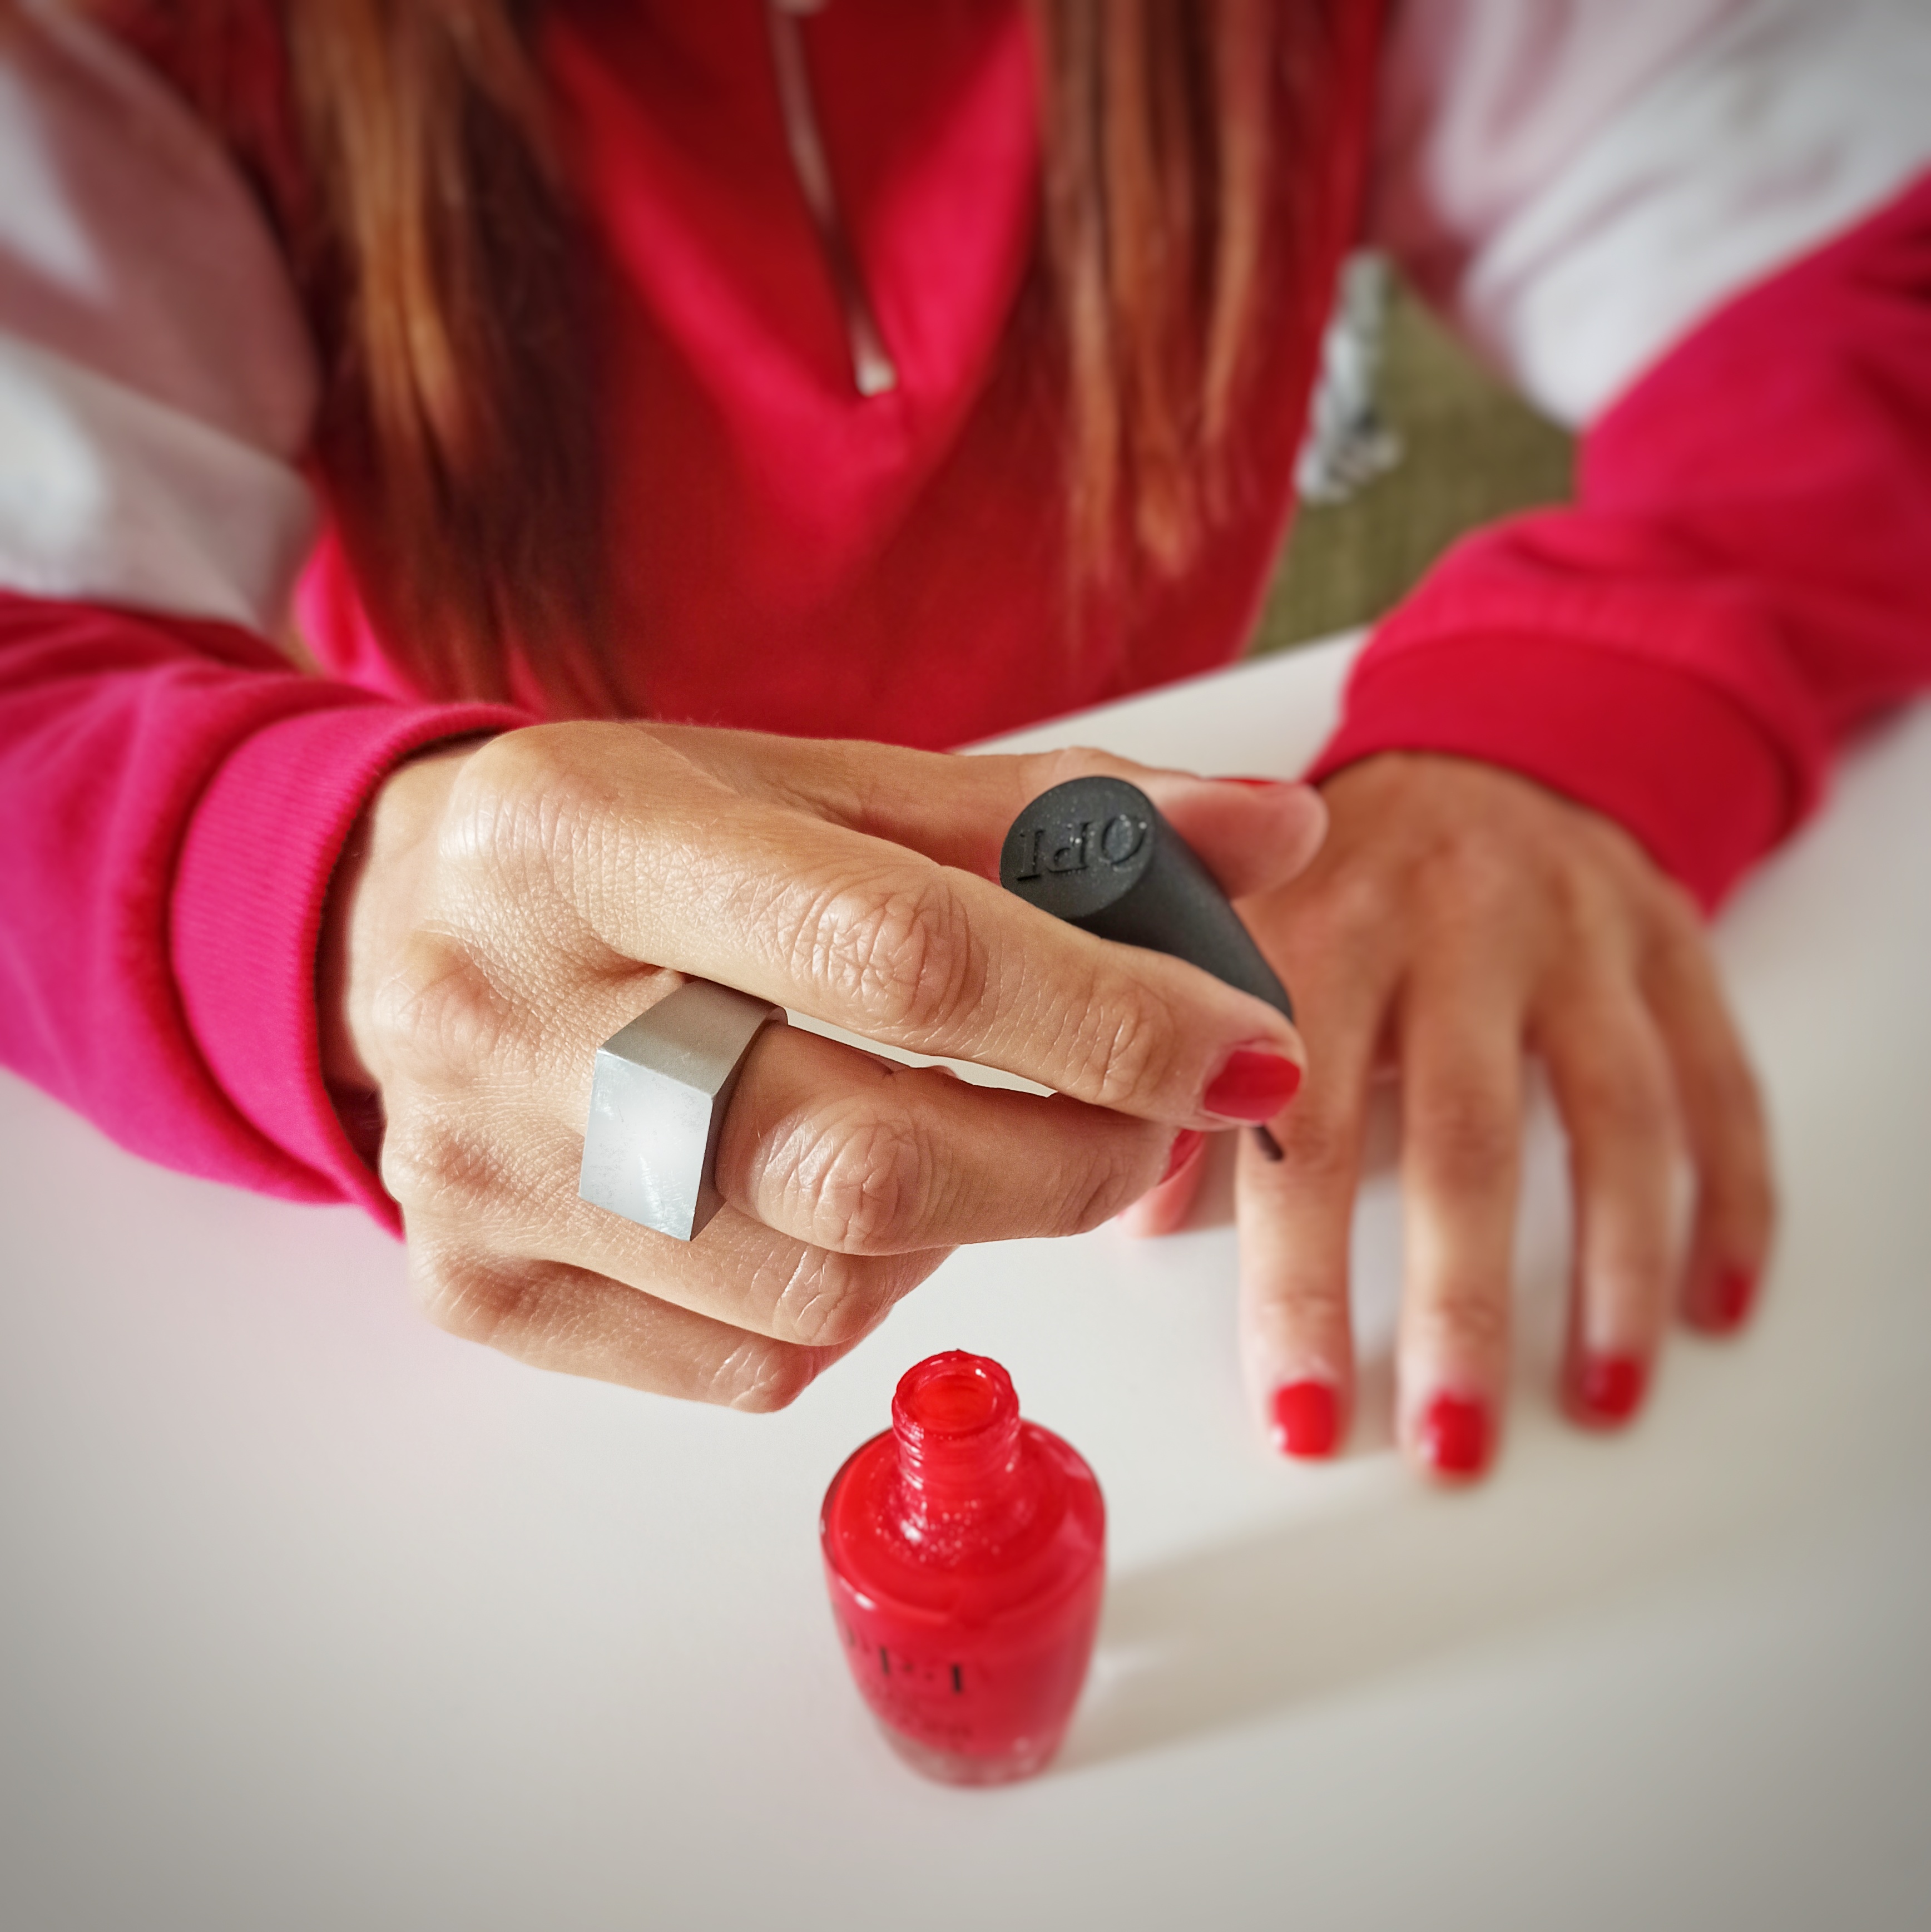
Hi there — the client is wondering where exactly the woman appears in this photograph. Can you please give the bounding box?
[2,0,1927,1478]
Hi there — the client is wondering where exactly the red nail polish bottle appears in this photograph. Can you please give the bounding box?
[820,1351,1106,1785]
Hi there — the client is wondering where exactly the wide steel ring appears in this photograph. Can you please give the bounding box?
[578,980,785,1242]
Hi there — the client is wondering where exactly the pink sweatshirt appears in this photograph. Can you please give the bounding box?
[1,0,1929,1234]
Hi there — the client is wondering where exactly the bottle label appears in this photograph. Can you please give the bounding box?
[824,1564,1103,1762]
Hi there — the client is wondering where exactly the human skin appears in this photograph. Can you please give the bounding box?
[1121,751,1775,1478]
[323,727,1772,1478]
[319,723,1324,1410]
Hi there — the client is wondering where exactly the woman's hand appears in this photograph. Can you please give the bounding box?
[1126,751,1775,1479]
[319,723,1326,1407]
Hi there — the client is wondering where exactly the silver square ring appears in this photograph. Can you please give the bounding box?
[578,980,786,1242]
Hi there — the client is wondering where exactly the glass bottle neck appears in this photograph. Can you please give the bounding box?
[889,1352,1026,1523]
[896,1411,1023,1511]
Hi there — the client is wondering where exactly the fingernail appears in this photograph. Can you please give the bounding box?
[1204,1047,1302,1123]
[1568,1352,1647,1427]
[1217,775,1294,790]
[1160,1128,1207,1185]
[1271,1380,1339,1458]
[1416,1391,1492,1479]
[1701,1265,1757,1333]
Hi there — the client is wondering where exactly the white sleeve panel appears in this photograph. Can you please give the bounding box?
[0,0,319,631]
[0,332,316,631]
[1375,0,1931,428]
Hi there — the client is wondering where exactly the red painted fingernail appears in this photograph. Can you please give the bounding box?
[1204,1048,1302,1122]
[1271,1380,1339,1459]
[1702,1266,1757,1333]
[1160,1129,1207,1185]
[1417,1391,1492,1479]
[1568,1352,1647,1427]
[1217,775,1293,790]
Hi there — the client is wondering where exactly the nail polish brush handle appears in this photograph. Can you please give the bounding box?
[998,776,1294,1021]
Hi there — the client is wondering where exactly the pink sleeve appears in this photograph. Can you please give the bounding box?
[0,591,524,1230]
[1311,171,1931,910]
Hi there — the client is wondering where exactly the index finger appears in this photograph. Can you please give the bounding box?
[463,729,1305,1128]
[658,729,1330,904]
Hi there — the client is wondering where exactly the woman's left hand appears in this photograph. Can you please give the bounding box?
[1125,750,1776,1480]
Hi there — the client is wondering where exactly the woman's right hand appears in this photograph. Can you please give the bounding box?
[319,723,1326,1407]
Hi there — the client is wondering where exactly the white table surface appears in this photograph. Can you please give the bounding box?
[4,635,1930,1932]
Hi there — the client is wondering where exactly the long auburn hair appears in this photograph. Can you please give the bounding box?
[99,0,1340,713]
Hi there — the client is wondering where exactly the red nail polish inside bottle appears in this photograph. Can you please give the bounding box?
[820,1350,1106,1785]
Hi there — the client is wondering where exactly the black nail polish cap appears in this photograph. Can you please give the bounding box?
[999,776,1293,1021]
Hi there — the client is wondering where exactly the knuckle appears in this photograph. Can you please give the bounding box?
[767,1247,900,1347]
[453,722,652,905]
[1708,1126,1777,1242]
[409,1246,533,1350]
[795,871,982,1037]
[1034,744,1126,794]
[1271,1102,1358,1182]
[1244,1268,1353,1359]
[1606,1236,1679,1301]
[1408,1084,1517,1186]
[1422,833,1528,932]
[775,1099,932,1253]
[1064,1145,1155,1234]
[1567,1053,1677,1153]
[1005,1119,1155,1238]
[1731,1150,1777,1223]
[458,723,591,833]
[440,729,570,876]
[1412,1287,1510,1360]
[1300,865,1397,950]
[1061,978,1181,1110]
[1276,1275,1353,1329]
[1701,1053,1768,1150]
[710,1337,825,1413]
[379,1107,496,1217]
[372,937,520,1086]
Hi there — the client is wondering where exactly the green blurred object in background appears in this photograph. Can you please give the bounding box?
[1252,274,1574,656]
